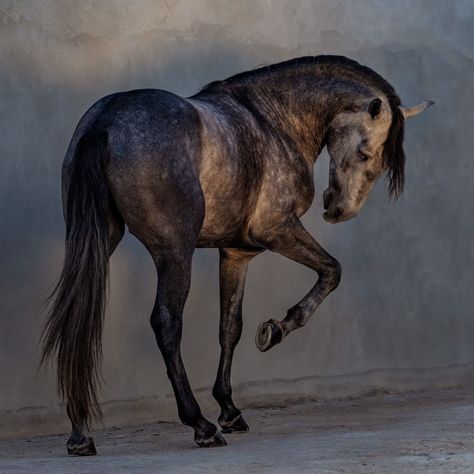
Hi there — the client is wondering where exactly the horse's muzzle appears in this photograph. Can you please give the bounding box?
[323,206,344,223]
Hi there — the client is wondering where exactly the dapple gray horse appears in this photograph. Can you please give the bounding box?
[42,55,432,455]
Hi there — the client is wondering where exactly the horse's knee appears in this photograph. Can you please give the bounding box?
[219,320,243,348]
[322,258,342,290]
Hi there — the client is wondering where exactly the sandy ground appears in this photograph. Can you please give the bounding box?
[2,387,474,473]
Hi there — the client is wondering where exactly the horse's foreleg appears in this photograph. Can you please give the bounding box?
[212,248,259,433]
[255,218,341,352]
[150,250,227,447]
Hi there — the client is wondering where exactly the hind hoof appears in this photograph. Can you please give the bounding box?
[67,436,97,456]
[195,429,227,448]
[220,414,249,434]
[255,319,284,352]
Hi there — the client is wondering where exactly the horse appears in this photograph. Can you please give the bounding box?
[42,55,433,455]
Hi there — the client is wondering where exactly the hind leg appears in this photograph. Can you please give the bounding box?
[66,213,124,456]
[121,192,226,447]
[107,141,225,446]
[148,247,226,447]
[66,405,97,456]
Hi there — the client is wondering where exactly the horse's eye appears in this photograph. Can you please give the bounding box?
[357,149,370,161]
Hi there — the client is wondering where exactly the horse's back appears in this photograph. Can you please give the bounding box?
[64,89,201,171]
[102,89,201,162]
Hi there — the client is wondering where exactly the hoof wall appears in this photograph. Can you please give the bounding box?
[67,437,97,456]
[220,414,249,434]
[255,319,283,352]
[195,429,227,448]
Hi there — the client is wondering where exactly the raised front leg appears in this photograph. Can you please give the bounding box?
[213,248,259,433]
[255,218,341,351]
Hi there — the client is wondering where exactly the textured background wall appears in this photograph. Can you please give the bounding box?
[1,0,473,438]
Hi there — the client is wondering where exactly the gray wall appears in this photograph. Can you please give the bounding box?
[1,0,473,438]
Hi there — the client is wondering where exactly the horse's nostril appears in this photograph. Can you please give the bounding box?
[333,207,343,219]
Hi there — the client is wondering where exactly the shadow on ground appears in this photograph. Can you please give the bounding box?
[2,386,474,473]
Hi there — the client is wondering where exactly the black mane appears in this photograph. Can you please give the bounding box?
[198,55,405,198]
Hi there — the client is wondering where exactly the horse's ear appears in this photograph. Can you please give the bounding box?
[399,101,435,119]
[368,98,382,119]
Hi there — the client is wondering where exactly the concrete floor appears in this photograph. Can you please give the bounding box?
[2,387,474,473]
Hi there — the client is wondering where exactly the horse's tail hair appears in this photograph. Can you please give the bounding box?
[41,128,110,425]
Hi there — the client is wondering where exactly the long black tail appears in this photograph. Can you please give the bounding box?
[42,129,110,425]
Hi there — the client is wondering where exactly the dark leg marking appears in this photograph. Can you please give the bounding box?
[212,248,259,433]
[255,218,341,351]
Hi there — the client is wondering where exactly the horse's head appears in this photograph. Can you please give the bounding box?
[323,98,433,223]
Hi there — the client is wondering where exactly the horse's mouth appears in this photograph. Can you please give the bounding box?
[323,208,356,223]
[323,211,339,223]
[323,205,343,223]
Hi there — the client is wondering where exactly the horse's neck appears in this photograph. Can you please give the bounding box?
[200,65,371,164]
[247,80,337,164]
[237,70,366,164]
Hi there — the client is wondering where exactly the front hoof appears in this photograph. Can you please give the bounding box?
[255,319,284,352]
[67,436,97,456]
[219,414,249,434]
[195,429,228,448]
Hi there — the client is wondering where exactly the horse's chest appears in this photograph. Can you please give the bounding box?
[196,158,314,248]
